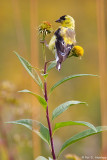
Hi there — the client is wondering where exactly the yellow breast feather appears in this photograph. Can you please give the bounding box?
[60,27,76,45]
[48,35,56,53]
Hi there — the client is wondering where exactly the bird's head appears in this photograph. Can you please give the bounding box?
[55,15,75,29]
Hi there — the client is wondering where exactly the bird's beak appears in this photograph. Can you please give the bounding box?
[55,18,61,23]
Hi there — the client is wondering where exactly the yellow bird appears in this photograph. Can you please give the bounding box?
[48,15,76,71]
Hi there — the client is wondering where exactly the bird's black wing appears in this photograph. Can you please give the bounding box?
[55,28,73,62]
[54,28,74,71]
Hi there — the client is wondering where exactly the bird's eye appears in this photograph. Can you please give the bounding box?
[60,15,66,20]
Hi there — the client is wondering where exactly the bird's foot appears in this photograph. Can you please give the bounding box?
[40,40,48,47]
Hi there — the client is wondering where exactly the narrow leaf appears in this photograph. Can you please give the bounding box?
[35,156,48,160]
[6,119,50,145]
[19,89,47,109]
[53,121,97,134]
[59,126,107,156]
[47,60,56,72]
[52,101,87,120]
[14,51,43,89]
[50,74,98,94]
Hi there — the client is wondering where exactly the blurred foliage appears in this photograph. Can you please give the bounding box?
[0,0,107,160]
[0,81,33,160]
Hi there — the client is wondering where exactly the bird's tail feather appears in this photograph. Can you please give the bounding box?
[56,61,61,71]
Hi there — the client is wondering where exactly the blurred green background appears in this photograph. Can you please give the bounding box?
[0,0,107,160]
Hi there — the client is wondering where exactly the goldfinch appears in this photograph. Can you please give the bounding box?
[48,15,76,71]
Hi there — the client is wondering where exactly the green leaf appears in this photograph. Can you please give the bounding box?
[19,89,47,109]
[47,60,56,72]
[52,101,87,120]
[35,156,48,160]
[6,119,50,145]
[35,157,52,160]
[59,126,107,156]
[14,51,43,89]
[53,121,97,134]
[50,74,98,94]
[41,73,48,79]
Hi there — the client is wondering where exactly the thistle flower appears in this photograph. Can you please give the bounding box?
[38,21,53,38]
[72,45,84,57]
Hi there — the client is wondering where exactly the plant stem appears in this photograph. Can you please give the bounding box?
[42,32,46,62]
[44,62,56,160]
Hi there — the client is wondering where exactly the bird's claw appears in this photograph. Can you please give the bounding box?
[40,40,46,44]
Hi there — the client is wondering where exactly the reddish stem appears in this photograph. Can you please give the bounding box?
[44,62,56,160]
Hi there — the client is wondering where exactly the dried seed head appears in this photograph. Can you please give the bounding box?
[38,21,53,35]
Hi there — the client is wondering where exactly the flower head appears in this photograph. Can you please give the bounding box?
[65,153,81,160]
[72,45,84,57]
[38,21,53,36]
